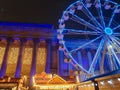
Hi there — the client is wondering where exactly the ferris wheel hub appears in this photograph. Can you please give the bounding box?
[104,27,113,35]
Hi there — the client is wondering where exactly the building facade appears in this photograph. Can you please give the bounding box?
[0,22,59,80]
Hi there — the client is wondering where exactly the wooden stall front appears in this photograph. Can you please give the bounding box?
[95,74,120,90]
[32,72,78,90]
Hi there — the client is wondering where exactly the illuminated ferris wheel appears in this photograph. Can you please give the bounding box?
[58,0,120,80]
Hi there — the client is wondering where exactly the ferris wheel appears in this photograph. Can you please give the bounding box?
[58,0,120,80]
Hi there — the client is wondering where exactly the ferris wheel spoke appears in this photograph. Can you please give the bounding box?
[70,35,102,53]
[110,36,120,47]
[88,38,104,74]
[63,28,101,35]
[81,2,103,29]
[113,33,120,36]
[108,5,118,27]
[114,36,120,42]
[105,0,118,5]
[96,1,106,28]
[58,0,120,79]
[113,25,120,31]
[69,55,89,73]
[109,37,120,51]
[100,38,107,74]
[109,37,120,52]
[70,13,102,32]
[107,42,120,66]
[107,42,115,71]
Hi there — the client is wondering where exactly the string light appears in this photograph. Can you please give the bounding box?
[37,48,46,65]
[22,48,33,65]
[92,83,94,86]
[8,48,19,64]
[33,84,76,89]
[118,78,120,81]
[108,80,113,84]
[100,81,105,85]
[88,84,90,87]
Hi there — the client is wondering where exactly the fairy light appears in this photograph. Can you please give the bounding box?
[33,84,75,89]
[81,85,84,87]
[118,78,120,81]
[92,83,94,86]
[88,84,90,87]
[108,80,113,84]
[100,81,105,85]
[84,85,87,87]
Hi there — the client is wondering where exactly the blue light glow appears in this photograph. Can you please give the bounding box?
[104,27,113,35]
[58,0,120,80]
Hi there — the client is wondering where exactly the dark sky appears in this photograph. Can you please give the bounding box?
[0,0,75,28]
[0,0,120,28]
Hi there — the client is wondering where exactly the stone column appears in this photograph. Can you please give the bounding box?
[87,51,92,67]
[30,39,38,83]
[14,39,24,78]
[58,50,64,76]
[77,51,82,66]
[0,38,11,78]
[45,39,52,73]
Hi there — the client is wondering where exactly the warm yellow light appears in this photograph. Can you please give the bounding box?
[33,76,36,85]
[22,48,33,64]
[6,47,19,76]
[47,75,67,84]
[118,78,120,81]
[36,48,46,65]
[21,48,33,75]
[36,47,47,73]
[7,48,19,64]
[33,84,76,89]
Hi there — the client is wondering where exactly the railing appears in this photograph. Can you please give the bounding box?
[78,74,120,90]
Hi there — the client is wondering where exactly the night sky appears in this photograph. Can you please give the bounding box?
[0,0,120,28]
[0,0,75,28]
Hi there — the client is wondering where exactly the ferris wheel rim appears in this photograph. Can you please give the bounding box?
[58,0,120,78]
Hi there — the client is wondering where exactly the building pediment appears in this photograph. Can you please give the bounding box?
[47,75,67,84]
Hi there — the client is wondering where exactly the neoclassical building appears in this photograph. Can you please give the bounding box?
[0,22,60,81]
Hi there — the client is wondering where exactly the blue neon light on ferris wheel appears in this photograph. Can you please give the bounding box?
[58,0,120,80]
